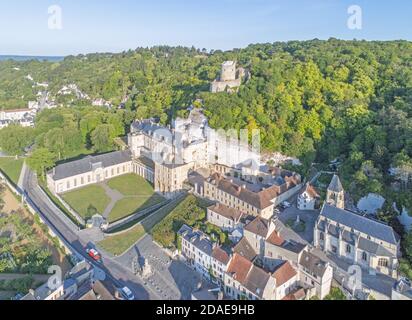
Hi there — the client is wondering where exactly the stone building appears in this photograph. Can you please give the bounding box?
[314,203,400,278]
[314,175,400,278]
[326,174,345,209]
[298,250,333,300]
[210,61,245,93]
[297,183,320,210]
[203,171,302,219]
[47,150,134,194]
[207,203,244,232]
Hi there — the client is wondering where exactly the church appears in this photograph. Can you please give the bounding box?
[314,175,400,278]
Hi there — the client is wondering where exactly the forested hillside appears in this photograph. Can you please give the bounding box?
[0,39,411,211]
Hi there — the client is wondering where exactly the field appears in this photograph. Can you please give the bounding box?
[0,158,24,185]
[107,174,154,196]
[60,174,165,223]
[61,184,111,220]
[108,194,165,223]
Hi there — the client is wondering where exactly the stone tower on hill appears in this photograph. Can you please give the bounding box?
[326,175,345,209]
[220,61,237,81]
[210,61,246,93]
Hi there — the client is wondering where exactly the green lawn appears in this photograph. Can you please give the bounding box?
[0,157,24,185]
[108,194,165,223]
[106,174,165,223]
[99,195,185,256]
[107,174,154,196]
[62,185,111,220]
[99,224,146,256]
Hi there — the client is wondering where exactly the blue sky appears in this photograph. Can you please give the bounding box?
[0,0,411,56]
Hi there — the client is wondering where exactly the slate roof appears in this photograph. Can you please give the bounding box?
[178,225,213,256]
[342,230,356,245]
[281,241,307,254]
[299,251,329,278]
[320,204,398,245]
[328,175,344,193]
[358,238,394,257]
[50,150,132,180]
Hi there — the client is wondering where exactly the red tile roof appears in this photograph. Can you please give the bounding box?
[273,262,297,286]
[212,247,230,265]
[227,253,252,283]
[301,183,320,199]
[266,230,285,246]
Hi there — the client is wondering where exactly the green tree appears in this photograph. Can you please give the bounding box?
[91,124,115,152]
[27,148,56,179]
[0,125,34,155]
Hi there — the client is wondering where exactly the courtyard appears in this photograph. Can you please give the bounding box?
[61,174,166,223]
[114,234,205,300]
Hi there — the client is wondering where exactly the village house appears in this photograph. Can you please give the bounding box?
[297,183,320,210]
[224,253,300,301]
[178,225,230,284]
[298,250,333,300]
[241,216,307,270]
[207,203,244,232]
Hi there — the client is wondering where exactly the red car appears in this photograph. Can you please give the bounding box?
[87,248,101,262]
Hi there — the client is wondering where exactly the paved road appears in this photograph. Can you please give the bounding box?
[21,168,161,300]
[115,234,203,300]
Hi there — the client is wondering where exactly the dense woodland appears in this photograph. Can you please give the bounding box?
[0,39,412,276]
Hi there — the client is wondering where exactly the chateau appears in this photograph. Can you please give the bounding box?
[48,108,296,204]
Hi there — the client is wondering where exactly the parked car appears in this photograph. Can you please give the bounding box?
[86,248,101,262]
[120,286,135,300]
[282,201,292,209]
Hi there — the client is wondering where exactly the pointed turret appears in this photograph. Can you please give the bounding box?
[326,175,345,209]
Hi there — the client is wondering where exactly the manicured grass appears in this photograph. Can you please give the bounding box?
[62,185,111,220]
[106,174,165,223]
[99,195,185,256]
[99,224,146,256]
[107,174,154,196]
[108,194,165,223]
[0,157,24,185]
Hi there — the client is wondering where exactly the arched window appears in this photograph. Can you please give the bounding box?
[362,252,367,261]
[319,232,324,241]
[346,245,351,253]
